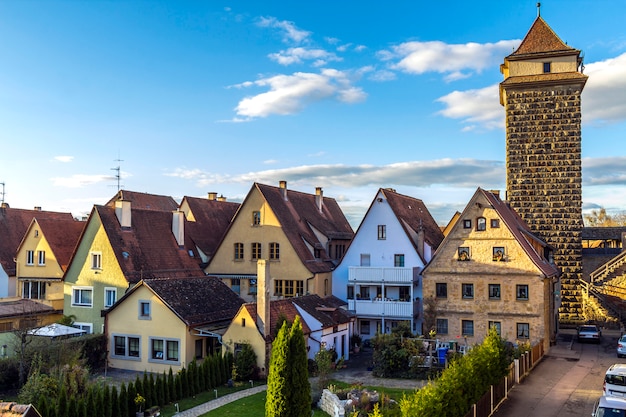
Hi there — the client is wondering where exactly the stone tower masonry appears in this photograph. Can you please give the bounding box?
[499,16,588,323]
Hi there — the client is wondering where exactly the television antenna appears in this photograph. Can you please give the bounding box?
[0,182,5,206]
[111,157,124,191]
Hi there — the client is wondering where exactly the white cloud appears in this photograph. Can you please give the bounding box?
[50,174,113,188]
[436,84,504,130]
[582,52,626,124]
[378,40,519,79]
[54,156,74,163]
[233,70,366,118]
[268,47,342,66]
[257,16,311,44]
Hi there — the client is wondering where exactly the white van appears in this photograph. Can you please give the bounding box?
[604,364,626,398]
[592,395,626,416]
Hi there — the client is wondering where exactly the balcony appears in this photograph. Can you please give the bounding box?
[348,298,414,318]
[348,267,418,284]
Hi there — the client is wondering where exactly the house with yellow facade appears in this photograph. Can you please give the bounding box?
[422,188,560,351]
[16,218,84,311]
[205,181,354,302]
[105,277,244,374]
[0,205,74,299]
[221,260,353,376]
[63,191,203,334]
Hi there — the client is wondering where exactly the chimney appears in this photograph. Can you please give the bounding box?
[172,210,185,247]
[257,260,271,338]
[34,206,41,211]
[315,187,323,212]
[490,190,500,198]
[217,195,227,202]
[279,180,288,201]
[115,200,132,228]
[208,192,218,201]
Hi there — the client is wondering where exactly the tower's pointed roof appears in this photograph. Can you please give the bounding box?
[511,16,576,57]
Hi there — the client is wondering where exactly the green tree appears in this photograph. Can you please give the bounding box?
[584,207,626,226]
[288,316,311,417]
[265,321,290,417]
[233,343,258,381]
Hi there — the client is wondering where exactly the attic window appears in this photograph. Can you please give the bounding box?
[188,250,194,257]
[476,217,486,231]
[463,219,471,229]
[543,62,551,73]
[122,251,130,260]
[490,219,500,228]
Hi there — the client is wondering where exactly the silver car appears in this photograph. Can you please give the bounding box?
[618,335,626,358]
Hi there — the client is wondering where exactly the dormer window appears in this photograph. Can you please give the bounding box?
[543,62,551,73]
[463,219,471,229]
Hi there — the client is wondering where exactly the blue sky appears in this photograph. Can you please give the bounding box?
[1,1,626,228]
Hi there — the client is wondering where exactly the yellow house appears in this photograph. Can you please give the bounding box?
[16,218,84,311]
[0,298,60,358]
[105,277,244,374]
[222,260,354,376]
[422,188,560,352]
[205,181,353,302]
[63,191,202,334]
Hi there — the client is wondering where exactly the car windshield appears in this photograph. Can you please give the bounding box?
[597,406,626,416]
[620,336,626,342]
[581,326,598,332]
[606,375,626,386]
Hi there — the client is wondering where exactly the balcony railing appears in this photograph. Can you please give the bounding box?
[348,266,418,283]
[348,298,414,318]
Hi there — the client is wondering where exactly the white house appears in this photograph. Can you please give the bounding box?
[332,188,444,339]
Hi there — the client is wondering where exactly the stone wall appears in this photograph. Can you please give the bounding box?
[317,389,345,417]
[505,85,584,323]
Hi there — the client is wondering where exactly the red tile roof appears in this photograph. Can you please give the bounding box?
[0,402,41,417]
[181,196,240,261]
[243,294,353,342]
[106,190,178,212]
[95,205,203,283]
[510,17,576,57]
[0,298,55,318]
[382,188,444,256]
[255,183,354,274]
[0,207,74,276]
[141,277,244,327]
[27,218,85,271]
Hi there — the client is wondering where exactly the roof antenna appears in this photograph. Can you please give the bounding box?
[537,2,541,17]
[111,155,124,191]
[0,182,5,206]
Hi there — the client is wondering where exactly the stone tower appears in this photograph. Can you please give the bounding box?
[499,15,587,323]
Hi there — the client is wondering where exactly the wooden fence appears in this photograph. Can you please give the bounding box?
[463,339,544,417]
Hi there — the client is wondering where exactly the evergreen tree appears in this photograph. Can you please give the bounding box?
[127,383,137,417]
[161,371,169,404]
[119,383,129,417]
[67,396,78,417]
[265,321,290,417]
[188,361,197,396]
[111,385,120,417]
[103,384,112,417]
[56,385,68,417]
[143,372,152,407]
[176,371,183,401]
[208,356,217,388]
[36,395,48,417]
[288,316,311,417]
[86,386,97,417]
[168,368,176,401]
[180,367,189,398]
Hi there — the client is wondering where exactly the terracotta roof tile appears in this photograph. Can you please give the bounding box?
[0,207,74,276]
[105,190,178,212]
[0,402,40,417]
[142,277,245,327]
[96,205,203,283]
[382,188,445,255]
[255,183,354,274]
[511,17,576,57]
[181,196,240,260]
[0,298,55,318]
[501,72,587,86]
[30,218,85,271]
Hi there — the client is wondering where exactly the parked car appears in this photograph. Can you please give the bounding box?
[618,335,626,358]
[605,364,626,398]
[577,324,602,343]
[592,395,626,417]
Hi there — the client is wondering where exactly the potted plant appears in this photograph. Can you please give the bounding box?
[134,393,146,417]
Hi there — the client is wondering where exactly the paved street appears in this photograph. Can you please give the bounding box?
[493,328,624,417]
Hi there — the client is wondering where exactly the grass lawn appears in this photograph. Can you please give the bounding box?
[200,380,414,417]
[157,383,262,417]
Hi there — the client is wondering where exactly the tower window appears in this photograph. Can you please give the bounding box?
[543,62,551,73]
